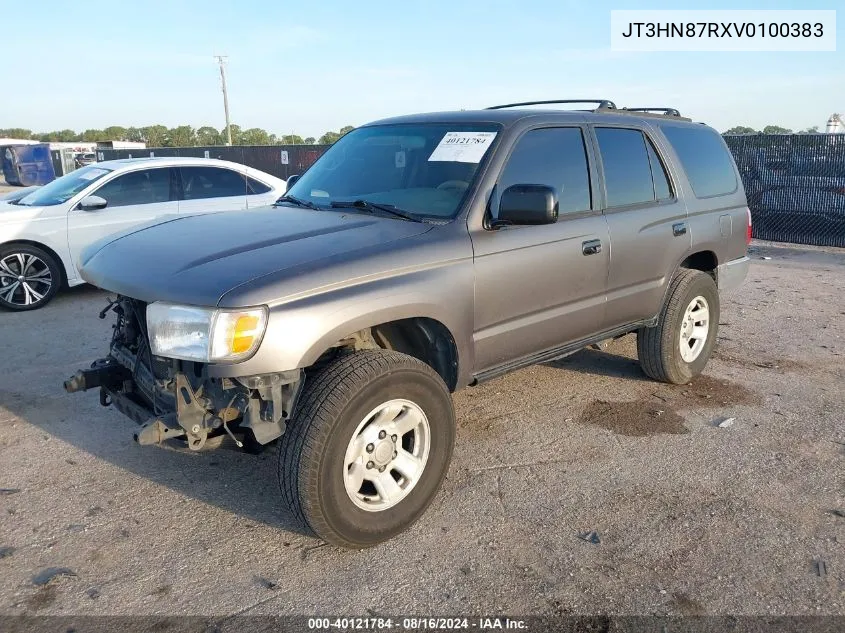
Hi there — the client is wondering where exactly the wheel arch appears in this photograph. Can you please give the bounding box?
[0,239,68,287]
[650,250,720,325]
[308,316,461,392]
[679,250,718,281]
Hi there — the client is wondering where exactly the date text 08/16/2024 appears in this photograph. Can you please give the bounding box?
[307,617,528,630]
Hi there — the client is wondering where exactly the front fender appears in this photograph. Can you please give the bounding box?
[0,212,75,284]
[206,262,476,386]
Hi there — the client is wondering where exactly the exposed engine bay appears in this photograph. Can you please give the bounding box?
[64,296,302,451]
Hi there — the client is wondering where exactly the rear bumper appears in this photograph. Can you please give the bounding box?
[718,256,750,292]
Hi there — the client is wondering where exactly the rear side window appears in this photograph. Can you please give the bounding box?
[498,127,592,215]
[180,167,246,200]
[662,126,737,198]
[246,177,271,194]
[595,128,655,207]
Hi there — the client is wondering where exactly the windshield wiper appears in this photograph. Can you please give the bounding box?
[274,195,322,211]
[329,199,423,222]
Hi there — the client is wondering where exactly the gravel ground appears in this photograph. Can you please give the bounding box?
[0,241,843,617]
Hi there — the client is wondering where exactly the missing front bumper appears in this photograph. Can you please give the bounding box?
[65,357,303,451]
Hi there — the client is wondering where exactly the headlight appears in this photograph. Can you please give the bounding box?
[146,302,268,363]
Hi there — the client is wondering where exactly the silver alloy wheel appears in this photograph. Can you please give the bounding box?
[0,253,53,307]
[679,295,710,363]
[343,398,431,512]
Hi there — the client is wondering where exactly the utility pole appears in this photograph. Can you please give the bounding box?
[215,55,232,146]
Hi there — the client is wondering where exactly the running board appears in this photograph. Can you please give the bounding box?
[471,319,653,384]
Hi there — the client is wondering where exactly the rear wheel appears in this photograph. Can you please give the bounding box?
[278,349,455,548]
[0,244,62,311]
[637,269,719,384]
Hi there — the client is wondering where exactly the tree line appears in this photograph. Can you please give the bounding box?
[723,125,820,135]
[2,123,825,145]
[0,125,356,147]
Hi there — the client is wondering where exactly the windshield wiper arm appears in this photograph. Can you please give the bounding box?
[274,195,322,211]
[329,199,422,222]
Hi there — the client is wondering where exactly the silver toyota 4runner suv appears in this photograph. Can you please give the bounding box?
[65,100,750,548]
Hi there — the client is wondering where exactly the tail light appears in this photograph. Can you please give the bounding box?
[746,207,752,245]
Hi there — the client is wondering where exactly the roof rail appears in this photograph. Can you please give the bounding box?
[622,107,682,117]
[486,99,617,111]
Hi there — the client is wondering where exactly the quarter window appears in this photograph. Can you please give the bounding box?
[247,177,272,194]
[93,168,172,207]
[180,167,247,200]
[662,125,738,198]
[497,127,592,216]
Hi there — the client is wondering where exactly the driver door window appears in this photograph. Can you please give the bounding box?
[66,167,179,279]
[92,168,173,207]
[493,127,592,218]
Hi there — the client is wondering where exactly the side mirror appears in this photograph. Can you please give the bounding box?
[497,184,558,226]
[286,174,300,189]
[79,195,108,211]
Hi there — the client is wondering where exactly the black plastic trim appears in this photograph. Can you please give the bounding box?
[472,319,653,384]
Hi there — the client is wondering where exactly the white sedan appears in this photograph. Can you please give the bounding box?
[0,157,286,310]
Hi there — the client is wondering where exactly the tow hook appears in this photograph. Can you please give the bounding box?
[134,417,186,446]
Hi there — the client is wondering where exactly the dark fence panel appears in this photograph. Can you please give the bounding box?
[96,145,330,181]
[724,134,845,247]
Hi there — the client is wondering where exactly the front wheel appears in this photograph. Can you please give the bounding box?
[0,244,62,311]
[637,269,720,384]
[278,350,455,548]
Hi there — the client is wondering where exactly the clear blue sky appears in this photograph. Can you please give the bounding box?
[3,0,842,135]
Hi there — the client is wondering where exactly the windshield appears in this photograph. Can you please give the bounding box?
[17,165,113,206]
[284,123,501,219]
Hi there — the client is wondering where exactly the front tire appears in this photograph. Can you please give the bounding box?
[0,244,62,311]
[637,269,720,384]
[278,350,455,549]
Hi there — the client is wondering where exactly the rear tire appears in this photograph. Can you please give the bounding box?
[637,269,719,384]
[0,243,62,311]
[278,349,455,549]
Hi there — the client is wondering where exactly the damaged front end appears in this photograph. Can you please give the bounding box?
[64,296,302,451]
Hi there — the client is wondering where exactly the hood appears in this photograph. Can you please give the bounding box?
[79,207,433,306]
[0,202,44,221]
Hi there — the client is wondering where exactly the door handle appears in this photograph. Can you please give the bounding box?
[582,239,602,255]
[673,222,687,237]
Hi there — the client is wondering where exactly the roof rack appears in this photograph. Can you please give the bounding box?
[622,107,682,117]
[486,99,617,111]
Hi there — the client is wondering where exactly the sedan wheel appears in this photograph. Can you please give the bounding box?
[0,246,61,311]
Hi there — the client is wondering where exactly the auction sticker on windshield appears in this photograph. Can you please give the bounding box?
[428,131,497,163]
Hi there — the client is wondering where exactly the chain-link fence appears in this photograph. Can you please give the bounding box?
[724,134,845,247]
[96,145,330,181]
